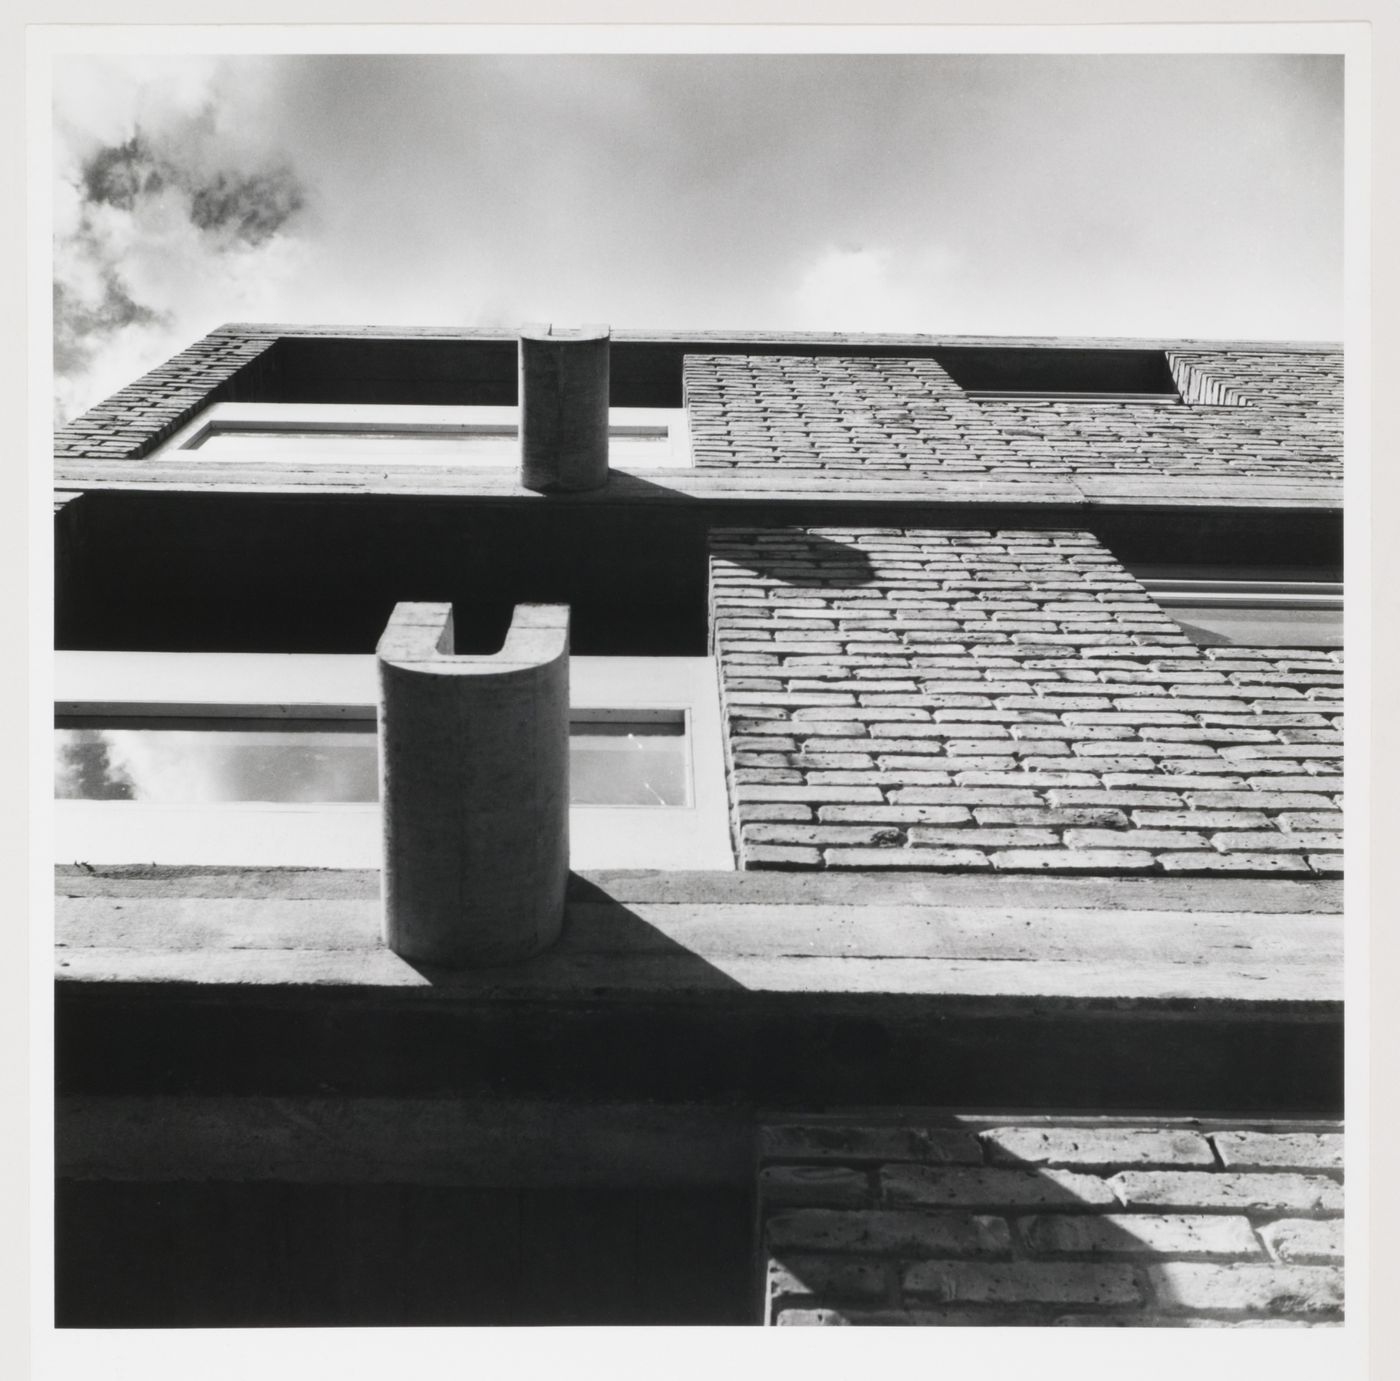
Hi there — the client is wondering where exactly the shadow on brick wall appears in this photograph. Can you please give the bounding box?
[712,528,878,588]
[760,1120,1345,1326]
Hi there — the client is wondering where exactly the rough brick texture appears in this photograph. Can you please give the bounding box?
[760,1115,1344,1326]
[685,350,1341,488]
[711,527,1342,876]
[54,328,280,459]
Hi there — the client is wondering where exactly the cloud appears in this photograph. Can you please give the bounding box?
[790,244,960,334]
[188,166,304,246]
[52,58,312,425]
[53,268,160,381]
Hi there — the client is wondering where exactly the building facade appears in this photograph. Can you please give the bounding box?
[52,325,1343,1326]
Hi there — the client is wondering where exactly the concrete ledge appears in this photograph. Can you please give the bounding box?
[55,868,1341,1005]
[50,463,1343,512]
[57,863,1344,911]
[55,867,1342,1111]
[213,324,1342,352]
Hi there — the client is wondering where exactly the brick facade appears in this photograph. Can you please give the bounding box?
[52,326,1346,1328]
[53,327,279,460]
[686,350,1341,482]
[711,527,1342,874]
[760,1116,1345,1326]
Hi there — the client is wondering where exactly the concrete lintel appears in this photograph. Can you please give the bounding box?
[378,601,570,967]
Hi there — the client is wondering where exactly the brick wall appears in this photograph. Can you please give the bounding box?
[686,351,1341,481]
[759,1116,1344,1326]
[1168,350,1342,411]
[54,328,280,460]
[54,330,1341,485]
[710,527,1342,875]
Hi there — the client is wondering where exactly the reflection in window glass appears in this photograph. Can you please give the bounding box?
[55,724,380,803]
[1168,607,1342,648]
[55,715,690,807]
[569,720,688,806]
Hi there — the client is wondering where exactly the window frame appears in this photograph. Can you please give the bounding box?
[153,402,694,469]
[54,652,733,870]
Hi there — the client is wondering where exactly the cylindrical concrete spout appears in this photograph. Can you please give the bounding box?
[377,602,570,967]
[519,323,610,493]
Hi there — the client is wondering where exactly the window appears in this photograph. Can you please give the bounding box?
[1140,577,1343,648]
[936,346,1182,400]
[961,390,1180,405]
[54,652,733,869]
[154,403,692,468]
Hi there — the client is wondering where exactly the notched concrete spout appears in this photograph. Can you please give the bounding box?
[519,322,611,493]
[377,601,570,967]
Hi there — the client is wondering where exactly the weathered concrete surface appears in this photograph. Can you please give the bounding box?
[51,462,1341,512]
[56,1096,754,1188]
[54,889,1342,1003]
[53,867,1342,1110]
[57,863,1344,911]
[519,323,610,493]
[378,601,569,966]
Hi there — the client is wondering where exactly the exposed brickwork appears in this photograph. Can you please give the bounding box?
[685,350,1341,485]
[760,1115,1345,1326]
[710,527,1342,876]
[1168,351,1343,411]
[54,328,280,460]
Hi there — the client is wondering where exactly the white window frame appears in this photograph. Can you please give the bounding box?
[153,402,694,469]
[54,652,733,870]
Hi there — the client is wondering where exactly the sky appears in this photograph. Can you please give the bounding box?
[50,51,1344,425]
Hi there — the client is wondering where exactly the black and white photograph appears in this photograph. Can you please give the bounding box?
[32,15,1373,1372]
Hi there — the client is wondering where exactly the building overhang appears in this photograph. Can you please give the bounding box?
[56,865,1343,1115]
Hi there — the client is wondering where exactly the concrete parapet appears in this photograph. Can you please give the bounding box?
[519,323,610,492]
[377,601,570,966]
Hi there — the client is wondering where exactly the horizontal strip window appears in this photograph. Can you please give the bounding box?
[1140,578,1343,649]
[1142,578,1341,607]
[54,653,732,869]
[154,403,692,468]
[964,390,1181,405]
[56,713,689,808]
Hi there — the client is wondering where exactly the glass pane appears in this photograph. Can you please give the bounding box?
[54,725,379,803]
[569,720,688,806]
[1170,606,1343,648]
[55,715,690,807]
[191,426,519,461]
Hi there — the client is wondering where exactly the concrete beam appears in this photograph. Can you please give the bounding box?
[518,323,610,493]
[56,1096,755,1189]
[377,601,570,966]
[53,867,1344,1111]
